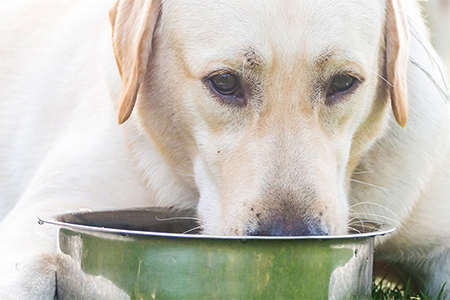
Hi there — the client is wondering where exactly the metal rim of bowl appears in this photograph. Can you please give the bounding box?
[38,208,395,241]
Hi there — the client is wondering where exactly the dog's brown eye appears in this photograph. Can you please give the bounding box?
[209,73,241,95]
[327,74,357,97]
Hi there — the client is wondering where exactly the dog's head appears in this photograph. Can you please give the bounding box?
[109,0,409,236]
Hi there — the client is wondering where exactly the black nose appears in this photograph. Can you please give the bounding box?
[247,218,329,237]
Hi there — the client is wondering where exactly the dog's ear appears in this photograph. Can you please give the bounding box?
[109,0,162,124]
[385,0,410,127]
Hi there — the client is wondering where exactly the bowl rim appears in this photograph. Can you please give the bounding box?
[38,208,395,241]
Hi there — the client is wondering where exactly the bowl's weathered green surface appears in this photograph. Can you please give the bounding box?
[42,208,393,300]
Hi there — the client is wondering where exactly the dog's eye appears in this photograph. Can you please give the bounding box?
[209,73,241,95]
[327,74,357,97]
[207,72,246,106]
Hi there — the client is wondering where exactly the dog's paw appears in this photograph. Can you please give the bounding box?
[57,252,130,300]
[0,252,57,300]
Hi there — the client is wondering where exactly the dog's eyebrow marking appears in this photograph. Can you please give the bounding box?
[314,49,335,69]
[239,48,264,74]
[314,48,365,71]
[244,49,262,68]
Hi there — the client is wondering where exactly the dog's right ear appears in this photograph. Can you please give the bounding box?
[109,0,162,124]
[385,0,410,128]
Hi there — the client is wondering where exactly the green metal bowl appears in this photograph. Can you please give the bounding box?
[39,208,394,300]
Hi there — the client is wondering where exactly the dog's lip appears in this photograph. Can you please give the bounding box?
[38,209,395,240]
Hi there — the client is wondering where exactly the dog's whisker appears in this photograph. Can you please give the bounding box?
[349,178,388,191]
[374,72,393,87]
[408,18,450,98]
[351,170,373,175]
[182,225,204,235]
[347,220,364,230]
[346,216,382,232]
[348,212,402,228]
[347,217,389,226]
[348,204,400,229]
[349,225,381,234]
[346,219,366,233]
[155,216,202,222]
[348,213,383,221]
[347,222,380,231]
[408,19,437,65]
[347,216,363,223]
[348,227,362,234]
[410,58,450,102]
[346,59,393,88]
[347,220,381,228]
[346,211,371,234]
[348,201,402,220]
[347,208,358,215]
[348,201,392,212]
[346,214,364,228]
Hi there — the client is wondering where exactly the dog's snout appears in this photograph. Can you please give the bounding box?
[247,218,329,237]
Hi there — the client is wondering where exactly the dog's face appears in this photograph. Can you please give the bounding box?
[110,0,409,236]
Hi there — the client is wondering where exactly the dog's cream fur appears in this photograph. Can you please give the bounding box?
[1,0,450,298]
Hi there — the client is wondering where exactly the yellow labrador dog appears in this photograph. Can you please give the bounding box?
[1,0,449,298]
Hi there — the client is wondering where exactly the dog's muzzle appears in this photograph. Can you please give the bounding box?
[246,218,329,236]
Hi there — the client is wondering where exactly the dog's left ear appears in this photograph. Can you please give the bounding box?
[385,0,410,127]
[109,0,162,124]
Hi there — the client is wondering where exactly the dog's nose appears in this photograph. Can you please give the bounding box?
[247,218,329,236]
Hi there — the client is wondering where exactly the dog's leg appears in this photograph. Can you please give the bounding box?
[0,209,132,300]
[0,123,154,298]
[411,250,450,298]
[0,192,141,299]
[0,209,58,300]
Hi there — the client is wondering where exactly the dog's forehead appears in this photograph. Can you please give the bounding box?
[161,0,385,71]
